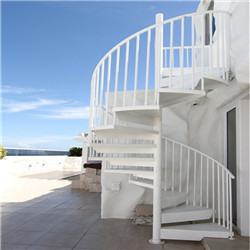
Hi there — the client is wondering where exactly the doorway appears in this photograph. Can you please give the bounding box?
[226,108,237,226]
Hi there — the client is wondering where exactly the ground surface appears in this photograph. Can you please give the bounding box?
[0,169,248,249]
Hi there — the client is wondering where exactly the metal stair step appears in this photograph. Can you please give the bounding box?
[114,105,161,126]
[104,169,153,176]
[161,204,214,224]
[91,125,158,139]
[160,222,233,241]
[161,191,187,209]
[91,143,156,154]
[129,178,153,189]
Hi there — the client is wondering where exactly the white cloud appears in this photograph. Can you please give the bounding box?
[3,99,68,113]
[39,107,90,119]
[2,85,45,94]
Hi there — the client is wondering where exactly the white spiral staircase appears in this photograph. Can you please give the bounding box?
[88,11,234,243]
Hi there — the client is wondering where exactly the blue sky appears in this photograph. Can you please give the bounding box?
[1,0,199,150]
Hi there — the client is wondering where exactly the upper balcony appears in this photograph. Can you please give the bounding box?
[89,11,230,129]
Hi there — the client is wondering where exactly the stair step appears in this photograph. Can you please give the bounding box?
[161,191,187,209]
[132,172,154,180]
[102,157,155,167]
[91,125,158,139]
[162,205,214,224]
[114,105,161,126]
[91,143,156,154]
[105,169,153,176]
[158,88,205,107]
[160,222,232,241]
[129,178,153,189]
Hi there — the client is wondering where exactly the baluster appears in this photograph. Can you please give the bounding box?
[164,139,168,191]
[225,13,230,78]
[209,13,213,72]
[164,49,167,68]
[212,161,215,223]
[221,14,225,79]
[179,145,183,192]
[133,35,140,106]
[222,170,225,227]
[99,62,105,125]
[191,16,195,89]
[201,14,205,90]
[90,73,96,128]
[229,176,233,234]
[217,165,221,225]
[105,55,111,125]
[181,17,184,89]
[206,158,209,208]
[94,68,100,127]
[193,152,197,206]
[216,13,220,77]
[123,41,130,107]
[186,148,190,204]
[226,173,229,229]
[200,155,203,206]
[145,30,151,105]
[172,142,175,191]
[170,21,173,88]
[113,47,120,124]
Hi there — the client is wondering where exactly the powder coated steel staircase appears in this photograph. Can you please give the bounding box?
[88,11,234,243]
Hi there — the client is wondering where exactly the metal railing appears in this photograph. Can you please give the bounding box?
[162,136,234,236]
[89,10,230,129]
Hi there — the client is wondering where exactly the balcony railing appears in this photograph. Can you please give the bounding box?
[89,10,230,129]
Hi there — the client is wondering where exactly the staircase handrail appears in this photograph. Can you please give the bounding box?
[89,10,230,129]
[163,136,234,179]
[91,10,229,78]
[162,136,234,236]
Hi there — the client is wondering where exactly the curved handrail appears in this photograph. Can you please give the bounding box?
[89,10,230,129]
[163,136,234,179]
[162,135,234,235]
[91,10,229,80]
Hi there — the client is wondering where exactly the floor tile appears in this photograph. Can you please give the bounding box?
[75,233,121,249]
[33,232,83,248]
[27,246,71,250]
[1,231,46,245]
[49,221,91,234]
[1,244,30,250]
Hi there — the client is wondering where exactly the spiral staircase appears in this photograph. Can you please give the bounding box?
[87,11,234,243]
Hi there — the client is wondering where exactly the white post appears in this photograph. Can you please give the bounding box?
[154,13,163,104]
[149,13,163,244]
[150,115,163,244]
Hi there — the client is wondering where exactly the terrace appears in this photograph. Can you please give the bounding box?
[1,169,248,249]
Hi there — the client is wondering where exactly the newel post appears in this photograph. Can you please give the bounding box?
[155,13,163,95]
[150,14,164,245]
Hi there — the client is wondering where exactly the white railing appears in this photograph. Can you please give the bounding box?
[89,10,230,129]
[162,137,234,235]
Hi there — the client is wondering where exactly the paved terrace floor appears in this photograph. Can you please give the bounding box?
[1,169,249,250]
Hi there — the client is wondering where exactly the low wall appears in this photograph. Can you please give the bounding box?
[0,156,81,174]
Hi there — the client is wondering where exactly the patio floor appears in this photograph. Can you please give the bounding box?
[1,169,247,250]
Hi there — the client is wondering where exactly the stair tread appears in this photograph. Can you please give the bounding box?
[89,157,155,162]
[129,178,153,189]
[161,222,230,232]
[162,204,214,214]
[91,143,156,148]
[91,125,158,134]
[105,169,153,175]
[161,191,187,199]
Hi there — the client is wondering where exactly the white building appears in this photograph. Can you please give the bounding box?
[86,0,249,243]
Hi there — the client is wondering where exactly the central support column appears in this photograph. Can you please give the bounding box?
[150,114,163,244]
[149,13,164,245]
